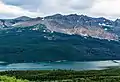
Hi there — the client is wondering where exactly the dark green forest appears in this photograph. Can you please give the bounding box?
[0,24,120,63]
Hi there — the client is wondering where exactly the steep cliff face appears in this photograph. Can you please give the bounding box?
[0,14,120,40]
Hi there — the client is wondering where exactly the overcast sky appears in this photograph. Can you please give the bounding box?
[0,0,120,19]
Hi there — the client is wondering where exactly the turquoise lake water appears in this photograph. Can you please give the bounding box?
[0,60,119,71]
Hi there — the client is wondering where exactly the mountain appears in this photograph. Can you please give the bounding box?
[0,16,32,28]
[0,24,120,63]
[0,14,120,63]
[14,16,32,21]
[0,14,119,40]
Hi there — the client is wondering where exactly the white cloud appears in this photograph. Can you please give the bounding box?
[90,0,120,19]
[36,0,94,16]
[0,0,41,18]
[0,0,120,19]
[1,0,94,17]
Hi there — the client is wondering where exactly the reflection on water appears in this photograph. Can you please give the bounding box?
[0,60,119,71]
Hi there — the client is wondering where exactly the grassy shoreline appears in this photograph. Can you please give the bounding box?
[0,68,120,82]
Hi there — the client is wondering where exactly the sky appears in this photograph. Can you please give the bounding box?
[0,0,120,19]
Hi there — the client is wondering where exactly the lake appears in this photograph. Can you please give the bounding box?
[0,60,120,71]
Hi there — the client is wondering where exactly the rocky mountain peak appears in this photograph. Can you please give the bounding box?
[14,16,31,21]
[0,14,120,41]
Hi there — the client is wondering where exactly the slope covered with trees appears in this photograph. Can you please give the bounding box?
[0,24,119,63]
[0,68,120,82]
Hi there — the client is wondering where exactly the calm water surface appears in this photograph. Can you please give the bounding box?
[0,60,120,71]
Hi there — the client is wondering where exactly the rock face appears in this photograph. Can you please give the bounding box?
[0,14,120,40]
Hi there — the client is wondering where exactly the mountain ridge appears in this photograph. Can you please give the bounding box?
[0,14,120,41]
[0,14,120,63]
